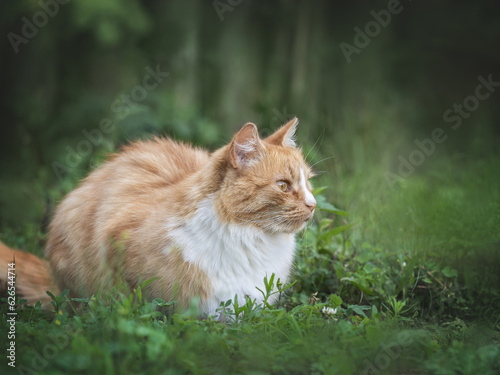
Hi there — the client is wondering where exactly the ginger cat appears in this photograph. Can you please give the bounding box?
[1,118,316,315]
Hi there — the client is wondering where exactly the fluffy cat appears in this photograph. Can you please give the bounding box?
[1,118,316,314]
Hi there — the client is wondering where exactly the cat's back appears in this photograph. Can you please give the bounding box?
[56,137,209,220]
[114,137,210,187]
[46,137,210,288]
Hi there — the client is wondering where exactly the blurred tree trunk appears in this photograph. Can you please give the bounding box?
[291,0,311,109]
[168,0,201,111]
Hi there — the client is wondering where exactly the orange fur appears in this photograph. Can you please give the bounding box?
[1,118,316,313]
[0,242,58,308]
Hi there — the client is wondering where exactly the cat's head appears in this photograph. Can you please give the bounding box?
[216,118,316,234]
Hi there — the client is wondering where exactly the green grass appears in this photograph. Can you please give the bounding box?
[1,152,500,374]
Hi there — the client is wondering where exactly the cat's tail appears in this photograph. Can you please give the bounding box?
[0,241,59,309]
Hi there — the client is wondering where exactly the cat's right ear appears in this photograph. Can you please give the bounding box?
[230,123,263,169]
[264,117,298,148]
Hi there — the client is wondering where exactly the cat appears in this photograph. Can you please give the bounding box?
[0,118,316,315]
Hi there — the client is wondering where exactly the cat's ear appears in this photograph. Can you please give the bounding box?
[230,123,264,169]
[264,117,298,148]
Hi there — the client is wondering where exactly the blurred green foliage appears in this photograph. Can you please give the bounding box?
[1,0,499,227]
[1,0,500,374]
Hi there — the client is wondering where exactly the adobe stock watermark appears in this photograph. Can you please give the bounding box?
[340,0,412,64]
[213,0,244,21]
[363,331,412,375]
[385,74,499,187]
[6,261,16,368]
[7,0,71,54]
[51,65,169,181]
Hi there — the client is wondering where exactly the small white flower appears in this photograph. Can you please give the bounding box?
[322,307,337,315]
[403,262,407,267]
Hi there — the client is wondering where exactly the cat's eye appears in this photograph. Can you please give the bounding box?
[277,181,290,192]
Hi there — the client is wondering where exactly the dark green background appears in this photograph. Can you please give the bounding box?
[1,0,499,230]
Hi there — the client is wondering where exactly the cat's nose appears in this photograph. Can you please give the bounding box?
[305,201,316,211]
[305,196,316,211]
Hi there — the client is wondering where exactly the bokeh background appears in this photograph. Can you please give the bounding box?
[1,0,500,316]
[1,0,499,225]
[1,2,500,373]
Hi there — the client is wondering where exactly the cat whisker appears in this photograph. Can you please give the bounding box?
[310,156,335,169]
[299,225,309,241]
[235,213,289,219]
[234,212,293,222]
[313,170,335,179]
[235,215,287,224]
[236,217,284,226]
[305,127,325,162]
[233,209,290,215]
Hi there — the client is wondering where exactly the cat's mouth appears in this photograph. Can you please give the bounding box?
[304,212,315,222]
[290,212,314,232]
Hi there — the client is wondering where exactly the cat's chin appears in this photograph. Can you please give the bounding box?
[296,222,308,232]
[297,214,315,232]
[278,220,309,234]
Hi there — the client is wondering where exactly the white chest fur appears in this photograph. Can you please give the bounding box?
[165,197,296,315]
